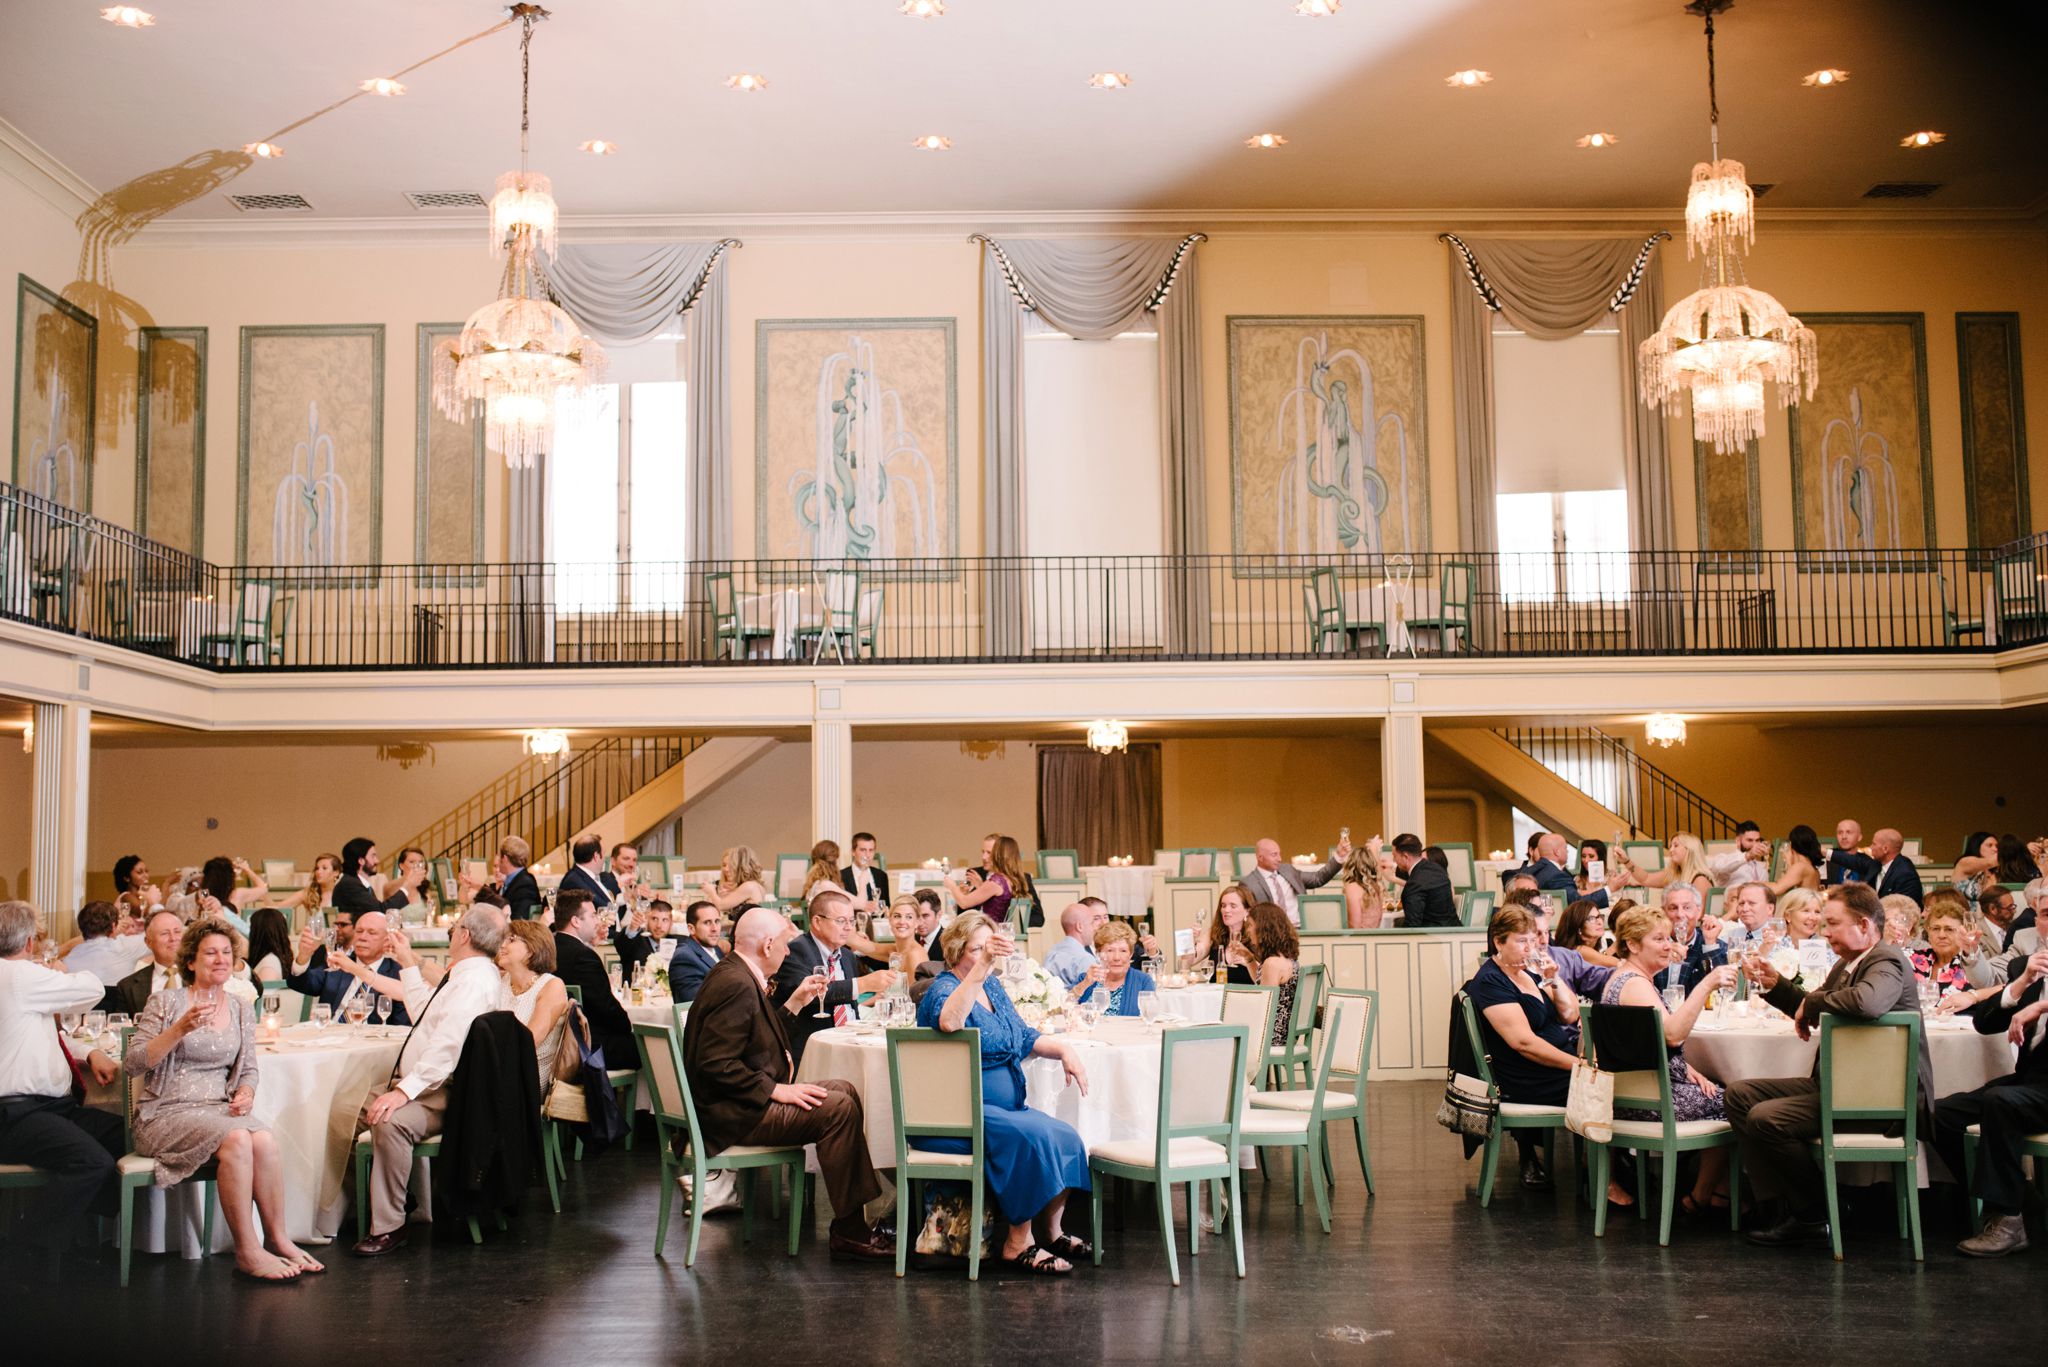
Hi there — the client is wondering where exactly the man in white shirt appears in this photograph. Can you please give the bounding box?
[0,900,125,1261]
[61,901,148,986]
[1041,903,1100,988]
[1705,822,1771,888]
[350,903,512,1257]
[839,832,885,914]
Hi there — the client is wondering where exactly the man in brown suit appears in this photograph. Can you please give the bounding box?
[1726,882,1930,1248]
[681,906,890,1261]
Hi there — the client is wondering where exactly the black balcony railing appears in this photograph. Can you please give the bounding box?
[1496,726,1742,843]
[7,480,2048,671]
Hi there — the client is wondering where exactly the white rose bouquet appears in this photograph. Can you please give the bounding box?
[1003,960,1068,1025]
[1767,945,1804,993]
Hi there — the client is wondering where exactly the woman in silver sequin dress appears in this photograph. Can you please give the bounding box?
[125,917,322,1281]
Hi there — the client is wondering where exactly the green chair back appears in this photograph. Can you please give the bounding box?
[1036,849,1080,880]
[636,1020,704,1153]
[1435,842,1477,893]
[1158,1024,1250,1159]
[1307,567,1346,651]
[1455,990,1498,1094]
[1620,840,1668,874]
[638,855,672,890]
[773,853,811,902]
[1178,848,1221,880]
[1299,893,1343,932]
[1816,1011,1921,1144]
[1321,987,1378,1105]
[1231,847,1260,880]
[1582,1002,1677,1134]
[886,1026,986,1278]
[1459,888,1498,929]
[1286,962,1324,1051]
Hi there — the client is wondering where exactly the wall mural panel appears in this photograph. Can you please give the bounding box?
[1227,315,1429,568]
[755,317,956,569]
[1788,313,1934,565]
[11,274,97,511]
[237,324,383,571]
[1956,312,2030,552]
[1694,436,1761,571]
[135,326,206,556]
[415,323,484,575]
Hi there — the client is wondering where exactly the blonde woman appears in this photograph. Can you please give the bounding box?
[1340,838,1388,929]
[1621,833,1712,897]
[292,854,341,930]
[879,897,925,980]
[700,845,769,913]
[1778,886,1823,942]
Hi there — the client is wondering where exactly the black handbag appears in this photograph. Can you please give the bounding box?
[1434,1068,1499,1138]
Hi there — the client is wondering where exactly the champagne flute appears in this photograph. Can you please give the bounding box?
[810,964,832,1019]
[373,991,392,1030]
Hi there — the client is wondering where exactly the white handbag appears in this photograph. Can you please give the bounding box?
[1564,1058,1614,1143]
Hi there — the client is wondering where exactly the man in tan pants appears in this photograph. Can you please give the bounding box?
[350,903,511,1256]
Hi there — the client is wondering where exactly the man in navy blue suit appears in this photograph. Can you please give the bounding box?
[1527,833,1621,908]
[770,891,899,1066]
[670,900,725,1003]
[599,842,639,903]
[1866,829,1925,906]
[557,834,614,911]
[285,909,411,1025]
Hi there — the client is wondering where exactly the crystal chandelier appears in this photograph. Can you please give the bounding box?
[433,5,601,470]
[1087,719,1130,754]
[1639,1,1817,455]
[1644,713,1688,748]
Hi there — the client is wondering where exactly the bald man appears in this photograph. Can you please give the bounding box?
[1244,835,1350,925]
[1866,829,1924,906]
[681,908,890,1261]
[1042,903,1100,988]
[1527,832,1623,908]
[287,910,412,1026]
[1824,819,1878,887]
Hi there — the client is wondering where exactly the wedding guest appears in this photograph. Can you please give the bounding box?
[699,845,770,914]
[125,916,321,1281]
[290,853,341,926]
[500,920,570,1091]
[921,911,1093,1274]
[914,890,945,960]
[1532,832,1623,908]
[1778,887,1824,943]
[1466,904,1581,1188]
[1867,829,1925,906]
[192,856,263,935]
[1184,884,1256,981]
[351,903,513,1257]
[112,855,163,917]
[1726,883,1925,1248]
[551,890,634,1066]
[495,837,543,921]
[382,847,432,919]
[558,834,616,911]
[681,907,890,1259]
[1575,839,1610,897]
[100,908,186,1016]
[1619,833,1713,898]
[0,900,126,1265]
[1912,898,1997,992]
[1072,921,1155,1016]
[772,890,896,1065]
[244,907,293,984]
[61,900,148,984]
[1041,902,1100,987]
[1824,818,1877,886]
[1340,838,1390,928]
[1649,885,1726,995]
[878,898,925,981]
[1599,905,1737,1216]
[1932,947,2048,1257]
[948,834,1036,927]
[1720,881,1778,951]
[1769,826,1827,898]
[1880,895,1923,948]
[1980,883,2021,954]
[612,899,676,981]
[333,838,406,919]
[670,900,725,1004]
[1705,822,1771,888]
[840,832,886,913]
[287,909,411,1026]
[1394,833,1459,928]
[1528,899,1615,997]
[1247,902,1300,1046]
[1241,835,1349,925]
[1555,898,1622,967]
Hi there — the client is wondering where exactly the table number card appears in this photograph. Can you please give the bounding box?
[1174,928,1194,956]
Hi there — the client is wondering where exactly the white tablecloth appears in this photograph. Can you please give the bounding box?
[1082,865,1156,923]
[1153,984,1225,1022]
[739,585,884,660]
[89,1025,404,1256]
[1339,581,1442,653]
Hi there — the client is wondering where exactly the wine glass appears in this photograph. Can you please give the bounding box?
[372,991,393,1030]
[344,991,371,1029]
[261,989,281,1022]
[311,1003,333,1031]
[60,1011,84,1040]
[810,965,832,1020]
[1137,991,1160,1024]
[83,1010,107,1046]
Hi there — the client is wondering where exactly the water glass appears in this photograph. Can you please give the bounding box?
[261,990,281,1020]
[344,993,371,1028]
[311,1003,333,1030]
[83,1010,107,1045]
[1662,984,1684,1013]
[1137,991,1160,1023]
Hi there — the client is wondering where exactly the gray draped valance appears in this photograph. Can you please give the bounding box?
[975,233,1209,652]
[1440,233,1675,557]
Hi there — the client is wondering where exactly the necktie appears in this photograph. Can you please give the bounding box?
[829,952,852,1028]
[55,1024,88,1101]
[388,976,449,1088]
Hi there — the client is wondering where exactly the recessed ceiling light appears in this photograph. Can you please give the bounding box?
[1445,69,1492,88]
[579,140,619,156]
[242,142,284,159]
[899,0,945,16]
[1901,129,1945,148]
[1576,132,1618,148]
[359,77,407,97]
[913,134,953,151]
[1801,68,1849,88]
[1245,132,1288,149]
[100,6,153,26]
[726,72,768,92]
[1293,0,1341,15]
[1089,72,1132,90]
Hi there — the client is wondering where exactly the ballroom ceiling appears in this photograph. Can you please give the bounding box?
[1,0,2042,224]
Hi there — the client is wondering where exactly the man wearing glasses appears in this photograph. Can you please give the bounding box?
[771,891,897,1067]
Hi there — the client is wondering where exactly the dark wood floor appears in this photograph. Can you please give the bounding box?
[11,1081,2041,1364]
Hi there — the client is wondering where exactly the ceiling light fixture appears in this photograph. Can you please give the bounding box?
[1293,0,1341,14]
[359,77,407,97]
[1445,68,1492,87]
[1801,68,1848,87]
[1644,714,1688,748]
[1640,0,1818,455]
[100,6,153,26]
[725,72,768,92]
[899,0,945,16]
[1576,132,1618,148]
[1087,719,1130,755]
[433,4,603,471]
[578,139,618,155]
[1901,130,1945,148]
[1245,132,1288,149]
[523,729,571,760]
[913,134,953,150]
[242,141,284,159]
[1088,72,1132,90]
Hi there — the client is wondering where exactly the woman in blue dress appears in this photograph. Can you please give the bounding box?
[918,910,1093,1274]
[1070,921,1155,1016]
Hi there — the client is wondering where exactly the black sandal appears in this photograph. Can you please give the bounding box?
[1006,1243,1072,1276]
[1045,1233,1092,1261]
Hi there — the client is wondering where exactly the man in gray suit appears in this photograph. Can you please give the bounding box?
[1240,835,1352,925]
[1726,882,1930,1248]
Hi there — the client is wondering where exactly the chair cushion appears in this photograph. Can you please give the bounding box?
[1608,1118,1733,1140]
[711,1144,801,1159]
[117,1153,158,1177]
[1808,1133,1910,1151]
[1960,1124,2048,1144]
[1090,1137,1230,1171]
[0,1163,47,1177]
[904,1148,976,1168]
[1238,1108,1313,1138]
[1249,1088,1357,1114]
[1499,1102,1566,1119]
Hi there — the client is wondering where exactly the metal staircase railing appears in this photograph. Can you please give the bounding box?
[1493,725,1741,842]
[410,733,705,864]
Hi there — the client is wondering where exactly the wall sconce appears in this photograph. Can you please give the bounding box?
[524,729,570,761]
[1086,719,1129,754]
[1645,713,1688,748]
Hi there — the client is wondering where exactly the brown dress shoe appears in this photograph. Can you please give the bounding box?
[828,1230,893,1262]
[1957,1214,2030,1258]
[350,1228,410,1258]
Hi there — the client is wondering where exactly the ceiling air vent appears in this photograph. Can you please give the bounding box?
[1863,182,1942,199]
[1749,183,1774,198]
[226,192,314,213]
[404,190,487,211]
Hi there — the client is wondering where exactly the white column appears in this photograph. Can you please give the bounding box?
[29,700,91,939]
[811,700,853,850]
[1380,707,1426,840]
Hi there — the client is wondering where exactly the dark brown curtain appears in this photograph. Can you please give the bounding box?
[1037,744,1163,867]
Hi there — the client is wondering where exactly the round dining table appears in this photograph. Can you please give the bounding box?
[1152,983,1225,1022]
[88,1022,405,1256]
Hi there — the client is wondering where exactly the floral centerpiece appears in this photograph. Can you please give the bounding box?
[1766,944,1806,993]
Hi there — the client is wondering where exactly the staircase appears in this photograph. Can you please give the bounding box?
[1492,726,1740,842]
[403,734,706,864]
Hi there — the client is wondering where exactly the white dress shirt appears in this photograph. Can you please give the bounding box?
[847,864,881,906]
[63,934,150,986]
[1706,851,1769,887]
[391,956,511,1101]
[0,958,106,1098]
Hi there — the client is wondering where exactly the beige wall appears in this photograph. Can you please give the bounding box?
[0,737,31,900]
[0,149,100,502]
